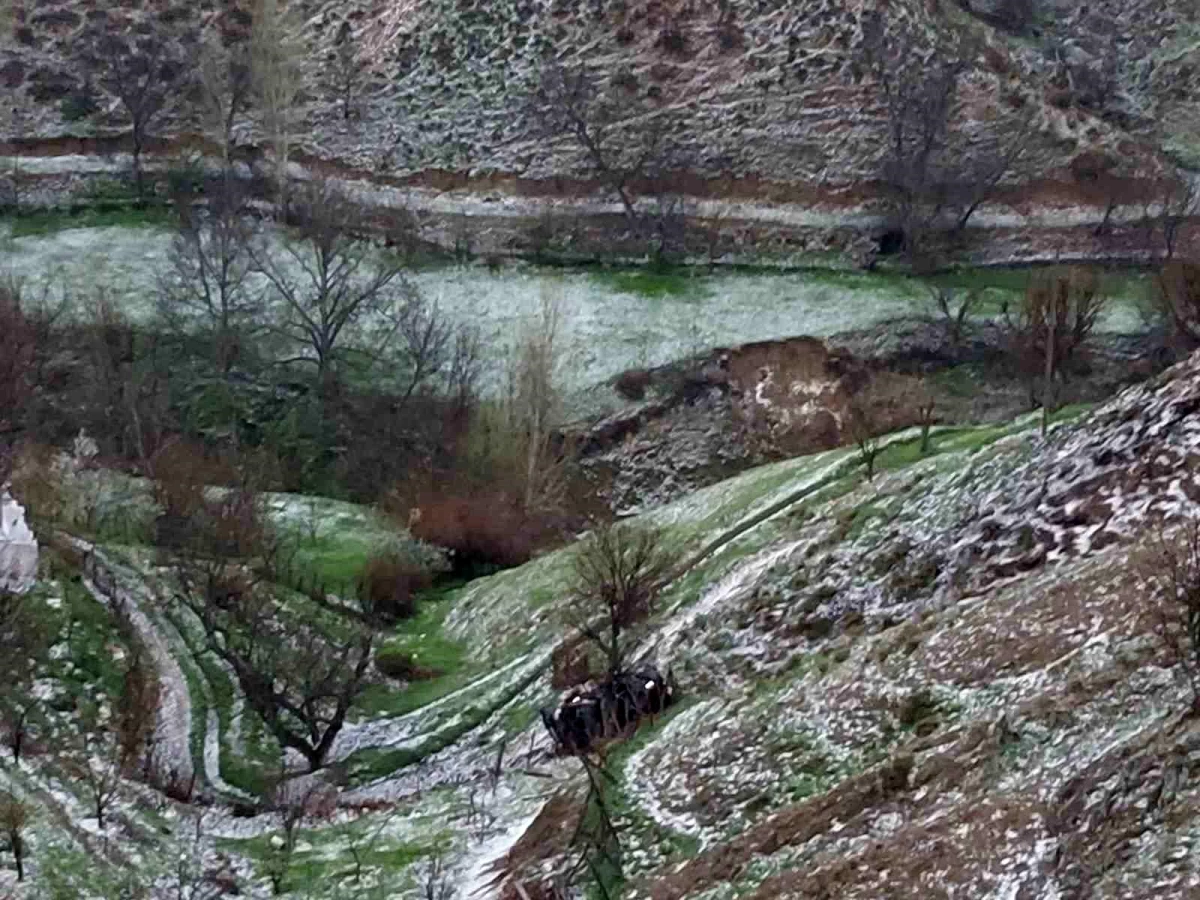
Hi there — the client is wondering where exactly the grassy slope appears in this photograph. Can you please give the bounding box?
[4,403,1100,898]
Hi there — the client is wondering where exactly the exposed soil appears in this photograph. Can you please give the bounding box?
[573,315,1170,514]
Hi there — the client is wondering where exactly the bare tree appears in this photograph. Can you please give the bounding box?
[176,561,375,771]
[251,182,428,391]
[569,524,672,676]
[1142,516,1200,712]
[1141,177,1200,264]
[70,706,123,831]
[1003,267,1109,415]
[861,11,965,261]
[196,30,254,177]
[530,60,692,261]
[845,384,892,482]
[913,378,937,455]
[159,182,261,375]
[946,113,1034,236]
[368,292,456,407]
[341,808,398,886]
[250,0,305,208]
[922,285,980,350]
[0,791,29,882]
[326,20,367,123]
[81,24,190,199]
[1149,261,1200,350]
[161,472,373,770]
[506,287,566,513]
[415,851,453,900]
[861,14,1028,263]
[115,647,161,778]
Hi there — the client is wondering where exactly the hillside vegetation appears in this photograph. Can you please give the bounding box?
[4,349,1200,896]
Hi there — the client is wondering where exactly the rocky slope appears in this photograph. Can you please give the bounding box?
[2,0,1197,263]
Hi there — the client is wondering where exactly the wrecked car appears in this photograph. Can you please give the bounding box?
[540,665,676,756]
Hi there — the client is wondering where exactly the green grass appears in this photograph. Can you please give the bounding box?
[263,493,417,597]
[220,820,452,893]
[3,204,175,237]
[55,576,129,701]
[166,598,278,797]
[355,591,469,718]
[591,265,700,300]
[113,547,279,799]
[499,700,539,738]
[344,659,545,785]
[928,266,1032,297]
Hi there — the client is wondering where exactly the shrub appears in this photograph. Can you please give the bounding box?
[613,368,652,401]
[355,553,431,624]
[1004,267,1108,410]
[1142,517,1200,711]
[375,646,438,681]
[408,491,560,574]
[8,444,66,527]
[150,441,251,551]
[1149,261,1200,350]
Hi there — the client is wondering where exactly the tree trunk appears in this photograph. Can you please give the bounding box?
[131,124,145,202]
[1042,308,1056,436]
[10,712,23,762]
[608,612,621,676]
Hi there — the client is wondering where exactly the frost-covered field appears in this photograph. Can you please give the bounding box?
[0,223,1144,408]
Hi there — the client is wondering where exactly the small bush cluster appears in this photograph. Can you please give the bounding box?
[355,552,432,623]
[151,441,268,560]
[408,490,563,574]
[613,367,652,401]
[374,646,438,681]
[1143,517,1200,711]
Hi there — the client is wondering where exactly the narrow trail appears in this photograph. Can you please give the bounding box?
[77,542,196,792]
[75,542,260,802]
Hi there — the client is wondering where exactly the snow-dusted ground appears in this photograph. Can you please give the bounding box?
[330,651,545,761]
[78,545,196,791]
[0,223,1144,409]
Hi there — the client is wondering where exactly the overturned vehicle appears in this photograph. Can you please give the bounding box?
[540,666,676,756]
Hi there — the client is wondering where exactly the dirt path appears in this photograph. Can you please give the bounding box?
[77,543,196,791]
